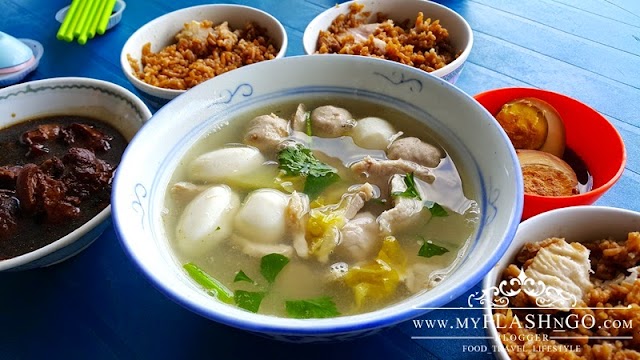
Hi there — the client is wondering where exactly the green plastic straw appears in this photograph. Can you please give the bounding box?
[63,0,88,42]
[74,0,96,38]
[96,0,117,35]
[87,0,108,40]
[56,0,82,41]
[77,0,100,44]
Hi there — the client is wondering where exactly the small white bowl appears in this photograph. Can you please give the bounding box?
[482,206,640,359]
[303,0,473,84]
[0,77,152,271]
[112,54,522,342]
[120,4,288,110]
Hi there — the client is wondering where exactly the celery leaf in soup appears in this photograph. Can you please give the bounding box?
[183,263,234,304]
[425,201,448,217]
[303,172,340,199]
[277,144,336,177]
[260,253,290,284]
[391,172,421,200]
[418,239,450,258]
[234,270,256,284]
[277,144,340,199]
[305,111,312,136]
[234,290,266,313]
[285,296,340,319]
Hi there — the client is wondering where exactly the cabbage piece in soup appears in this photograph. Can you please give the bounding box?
[162,99,480,318]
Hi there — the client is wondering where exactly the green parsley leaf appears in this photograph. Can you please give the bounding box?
[303,172,340,199]
[418,240,450,258]
[391,173,421,200]
[277,144,340,199]
[305,111,312,136]
[424,201,448,217]
[260,253,290,284]
[234,290,266,313]
[183,263,234,304]
[277,144,336,178]
[215,226,221,231]
[285,296,340,319]
[233,270,255,284]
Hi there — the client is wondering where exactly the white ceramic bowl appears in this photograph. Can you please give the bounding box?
[482,206,640,359]
[112,54,522,342]
[303,0,473,84]
[0,77,152,271]
[120,4,288,110]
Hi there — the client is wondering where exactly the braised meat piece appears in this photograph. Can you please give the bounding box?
[0,190,19,239]
[15,164,43,215]
[15,164,80,223]
[20,124,62,157]
[62,123,113,152]
[20,123,113,157]
[40,177,81,224]
[40,157,65,178]
[0,166,22,190]
[62,147,114,198]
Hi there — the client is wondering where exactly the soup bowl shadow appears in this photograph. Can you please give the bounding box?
[112,54,523,342]
[0,77,152,271]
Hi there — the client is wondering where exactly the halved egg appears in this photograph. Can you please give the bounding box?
[495,97,566,158]
[517,149,578,197]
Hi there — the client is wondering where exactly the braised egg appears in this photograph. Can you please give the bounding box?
[495,97,565,158]
[517,149,578,197]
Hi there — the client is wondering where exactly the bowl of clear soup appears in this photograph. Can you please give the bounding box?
[112,54,523,341]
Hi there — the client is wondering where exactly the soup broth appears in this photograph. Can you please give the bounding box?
[163,97,480,317]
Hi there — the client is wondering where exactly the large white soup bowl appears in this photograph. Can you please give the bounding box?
[112,55,522,341]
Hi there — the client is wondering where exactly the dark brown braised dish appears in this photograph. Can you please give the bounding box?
[0,116,127,260]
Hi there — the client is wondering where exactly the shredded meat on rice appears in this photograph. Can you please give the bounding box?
[315,3,459,73]
[493,232,640,359]
[128,20,279,90]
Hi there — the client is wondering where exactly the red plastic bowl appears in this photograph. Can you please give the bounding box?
[474,87,626,220]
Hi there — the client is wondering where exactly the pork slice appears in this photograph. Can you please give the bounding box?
[377,174,429,235]
[336,212,381,263]
[350,156,434,196]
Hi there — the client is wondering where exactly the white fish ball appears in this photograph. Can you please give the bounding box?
[351,117,397,150]
[234,189,289,244]
[176,185,240,257]
[188,146,265,183]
